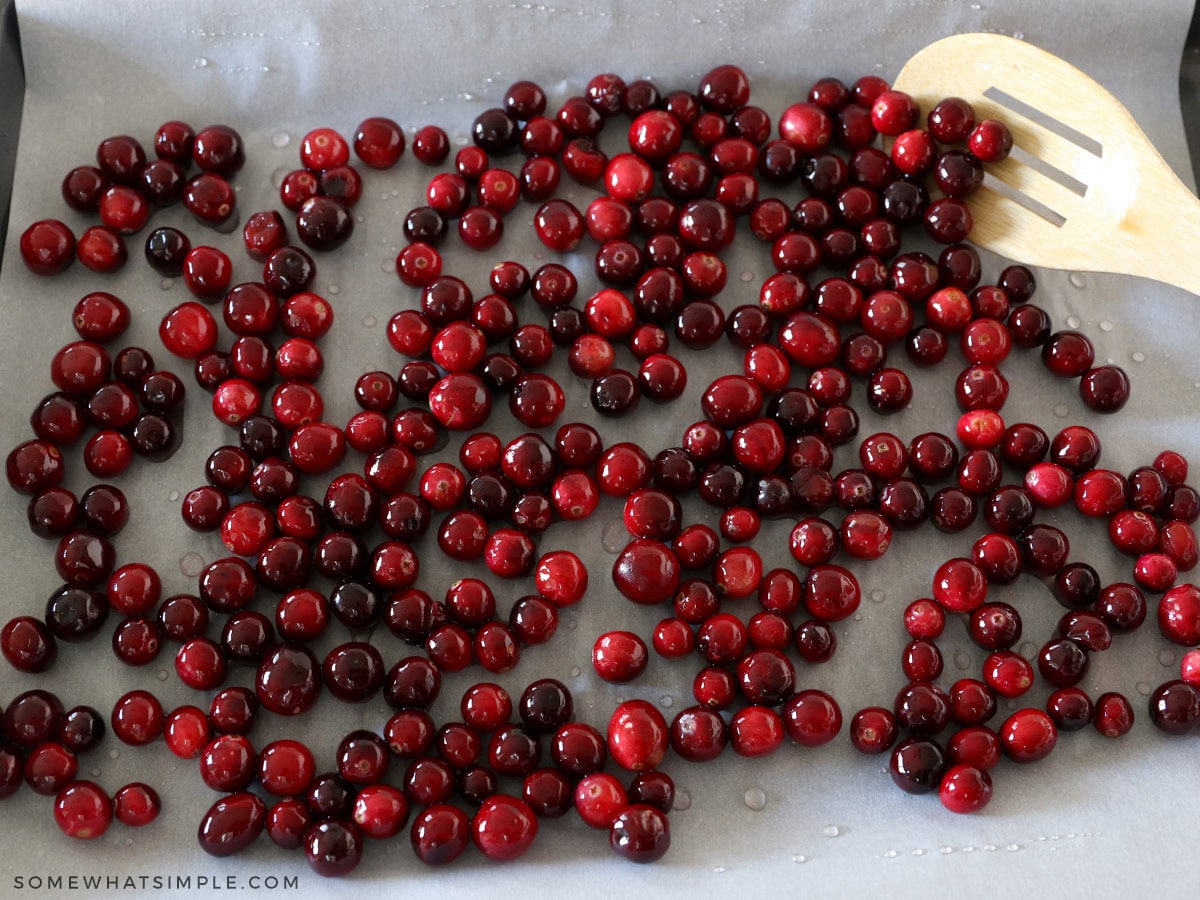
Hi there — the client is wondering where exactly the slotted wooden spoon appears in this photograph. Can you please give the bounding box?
[893,32,1200,294]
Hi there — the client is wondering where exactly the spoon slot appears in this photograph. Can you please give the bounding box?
[982,86,1104,158]
[978,173,1067,228]
[1008,146,1089,197]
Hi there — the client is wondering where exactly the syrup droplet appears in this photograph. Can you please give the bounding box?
[159,278,173,291]
[179,552,205,577]
[271,131,291,148]
[984,844,997,851]
[1066,315,1081,328]
[1019,641,1037,659]
[601,520,627,553]
[381,257,396,273]
[327,284,340,295]
[194,57,210,69]
[567,619,578,630]
[1068,272,1086,288]
[743,787,766,811]
[912,848,926,856]
[109,749,120,760]
[792,854,808,864]
[1159,649,1176,667]
[361,315,377,328]
[1006,843,1021,852]
[90,768,101,778]
[1099,320,1113,332]
[674,789,691,811]
[822,824,841,837]
[712,866,726,874]
[884,849,898,858]
[939,846,953,855]
[869,588,885,603]
[659,695,674,708]
[168,490,180,502]
[740,270,754,282]
[953,650,971,670]
[1131,351,1147,363]
[569,666,581,678]
[963,845,975,853]
[157,669,169,682]
[1136,681,1152,696]
[1053,403,1070,418]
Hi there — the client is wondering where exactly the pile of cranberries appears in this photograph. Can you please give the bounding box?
[6,61,1200,877]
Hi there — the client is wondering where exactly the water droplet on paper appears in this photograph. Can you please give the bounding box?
[361,315,377,328]
[792,854,808,864]
[1068,272,1086,288]
[1053,403,1070,418]
[884,849,898,859]
[939,846,954,855]
[984,843,997,851]
[159,278,174,291]
[272,167,290,188]
[1136,681,1152,696]
[168,490,180,502]
[1132,351,1147,363]
[822,824,842,837]
[567,619,578,631]
[912,848,926,856]
[157,669,169,682]
[1019,641,1037,659]
[355,215,365,224]
[194,57,210,69]
[124,837,134,846]
[712,866,726,874]
[569,666,581,678]
[1099,320,1113,332]
[179,553,205,577]
[740,270,754,282]
[1006,843,1020,852]
[853,613,862,622]
[963,846,975,853]
[109,749,120,760]
[1012,30,1025,40]
[675,789,692,811]
[601,520,627,553]
[327,284,340,295]
[381,258,396,273]
[970,2,983,9]
[659,695,674,708]
[953,650,971,671]
[1066,315,1081,328]
[744,787,766,810]
[271,131,291,148]
[869,588,885,603]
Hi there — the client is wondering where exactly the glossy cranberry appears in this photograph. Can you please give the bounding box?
[1148,680,1200,734]
[268,798,310,850]
[197,791,265,857]
[998,708,1057,763]
[968,118,1013,162]
[938,764,993,814]
[889,737,947,794]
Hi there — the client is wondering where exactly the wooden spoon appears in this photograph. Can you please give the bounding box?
[893,32,1200,293]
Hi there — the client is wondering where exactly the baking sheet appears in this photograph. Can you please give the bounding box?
[2,1,1200,897]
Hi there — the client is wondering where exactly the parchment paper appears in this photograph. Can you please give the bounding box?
[2,2,1199,898]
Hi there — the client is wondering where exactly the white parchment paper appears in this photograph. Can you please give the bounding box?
[2,1,1199,898]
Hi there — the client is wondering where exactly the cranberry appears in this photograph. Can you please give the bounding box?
[198,791,266,857]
